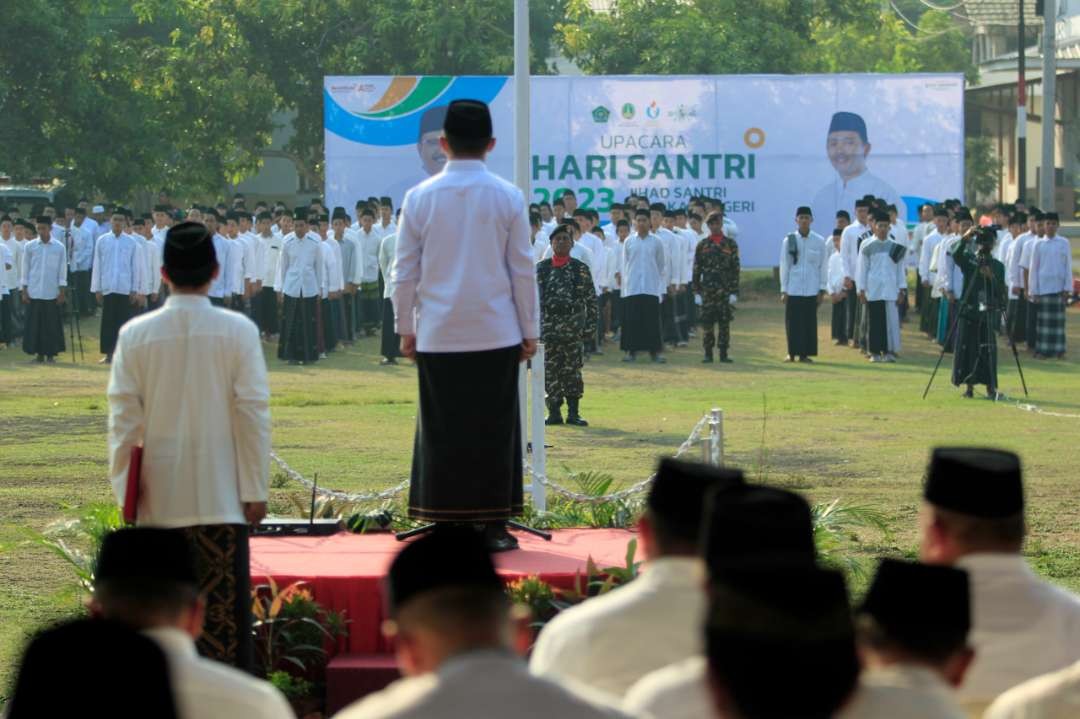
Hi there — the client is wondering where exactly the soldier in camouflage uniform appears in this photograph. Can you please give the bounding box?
[537,226,598,426]
[692,211,741,363]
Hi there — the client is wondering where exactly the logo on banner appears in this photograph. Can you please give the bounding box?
[592,106,611,123]
[621,103,636,120]
[646,101,661,119]
[667,104,698,122]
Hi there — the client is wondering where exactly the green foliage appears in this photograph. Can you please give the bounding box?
[812,499,891,579]
[267,670,315,700]
[28,503,124,595]
[507,575,559,623]
[251,579,348,681]
[557,0,975,82]
[966,136,1000,205]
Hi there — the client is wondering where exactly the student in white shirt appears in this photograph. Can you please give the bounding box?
[530,212,550,264]
[920,448,1080,717]
[92,529,293,719]
[839,559,972,719]
[532,459,742,698]
[317,213,345,356]
[779,206,828,363]
[392,100,539,553]
[107,221,270,671]
[20,217,68,362]
[619,209,666,363]
[354,207,383,336]
[330,208,359,346]
[253,211,282,339]
[857,209,906,362]
[985,659,1080,719]
[91,210,143,363]
[651,205,682,347]
[919,206,949,339]
[378,212,402,364]
[276,209,324,364]
[827,228,849,346]
[840,199,872,345]
[1018,212,1047,350]
[1005,211,1036,344]
[1027,212,1072,359]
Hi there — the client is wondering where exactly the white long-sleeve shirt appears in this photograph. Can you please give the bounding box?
[530,558,705,698]
[827,252,846,295]
[207,234,228,299]
[319,238,344,296]
[275,232,325,299]
[856,237,906,302]
[655,228,681,288]
[353,227,382,284]
[578,232,606,295]
[955,553,1080,716]
[223,238,245,296]
[91,231,142,295]
[839,221,870,282]
[257,232,283,288]
[985,659,1080,719]
[107,294,270,527]
[0,242,12,295]
[1006,232,1033,293]
[1028,235,1073,297]
[143,627,294,719]
[379,232,397,299]
[1,235,20,291]
[621,232,666,299]
[20,238,67,300]
[393,159,539,351]
[919,230,944,285]
[778,230,828,296]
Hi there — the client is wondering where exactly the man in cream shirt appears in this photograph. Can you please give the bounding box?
[919,448,1080,716]
[107,221,270,671]
[92,528,292,719]
[530,459,742,698]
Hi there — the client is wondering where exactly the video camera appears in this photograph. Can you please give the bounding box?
[973,226,997,253]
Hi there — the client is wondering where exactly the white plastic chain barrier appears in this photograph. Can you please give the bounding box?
[271,406,724,507]
[994,394,1080,420]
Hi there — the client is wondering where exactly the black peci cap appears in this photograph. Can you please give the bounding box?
[163,221,216,272]
[386,526,503,614]
[647,459,744,545]
[443,99,493,140]
[923,447,1023,518]
[96,528,198,586]
[702,485,816,577]
[859,558,970,650]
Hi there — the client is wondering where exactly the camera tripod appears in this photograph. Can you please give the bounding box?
[923,248,1028,400]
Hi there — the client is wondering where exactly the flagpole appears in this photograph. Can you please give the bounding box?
[513,0,530,196]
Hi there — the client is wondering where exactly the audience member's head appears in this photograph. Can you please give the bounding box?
[857,558,974,687]
[706,565,859,719]
[384,527,524,676]
[701,484,816,580]
[642,459,744,558]
[7,618,178,718]
[162,221,219,292]
[92,528,204,637]
[920,448,1025,564]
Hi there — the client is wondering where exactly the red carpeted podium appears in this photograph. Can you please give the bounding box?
[250,529,638,713]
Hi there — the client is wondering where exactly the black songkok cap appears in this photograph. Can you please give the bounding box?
[796,206,813,217]
[923,447,1023,518]
[934,204,949,217]
[861,194,877,204]
[224,210,240,222]
[96,528,199,586]
[828,112,868,142]
[317,214,329,224]
[163,221,216,272]
[871,209,890,224]
[1010,213,1028,225]
[1043,212,1059,221]
[708,565,852,639]
[0,215,10,224]
[35,216,52,226]
[293,208,309,222]
[702,485,815,577]
[380,196,393,206]
[647,459,744,545]
[549,224,571,240]
[132,218,146,227]
[255,211,273,222]
[204,208,222,222]
[854,199,870,209]
[419,104,449,138]
[443,99,493,140]
[386,526,502,614]
[635,208,651,218]
[859,558,970,649]
[153,204,170,213]
[360,207,375,218]
[954,209,974,223]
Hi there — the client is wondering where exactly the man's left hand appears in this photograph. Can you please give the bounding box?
[400,334,417,359]
[520,337,538,362]
[56,291,65,305]
[243,502,267,526]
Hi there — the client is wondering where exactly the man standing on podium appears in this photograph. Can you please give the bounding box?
[393,99,539,553]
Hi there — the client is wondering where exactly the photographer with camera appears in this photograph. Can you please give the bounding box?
[950,226,1007,399]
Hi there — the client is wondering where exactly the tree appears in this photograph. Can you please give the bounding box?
[965,136,999,206]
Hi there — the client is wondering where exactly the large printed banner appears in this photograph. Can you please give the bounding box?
[324,74,964,267]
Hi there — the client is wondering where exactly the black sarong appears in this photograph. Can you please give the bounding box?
[99,293,133,355]
[844,283,859,342]
[70,270,92,317]
[341,293,355,343]
[410,344,522,522]
[831,300,847,343]
[380,297,400,359]
[784,295,818,357]
[867,300,888,355]
[22,299,65,357]
[661,292,678,344]
[1007,293,1027,345]
[209,296,226,307]
[1025,300,1038,349]
[256,287,278,335]
[278,295,318,362]
[952,313,998,390]
[319,296,336,352]
[178,524,253,673]
[620,294,662,352]
[0,293,13,343]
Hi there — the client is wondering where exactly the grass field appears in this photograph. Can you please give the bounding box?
[2,270,1079,691]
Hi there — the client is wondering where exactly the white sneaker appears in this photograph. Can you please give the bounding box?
[869,354,883,363]
[884,353,897,363]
